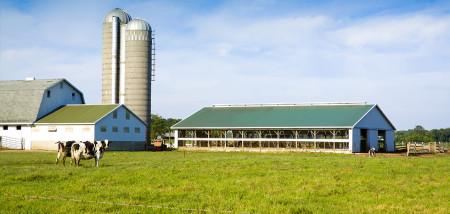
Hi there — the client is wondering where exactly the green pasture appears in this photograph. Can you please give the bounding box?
[0,151,449,213]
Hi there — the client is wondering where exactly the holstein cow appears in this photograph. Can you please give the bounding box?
[71,140,109,167]
[55,141,76,166]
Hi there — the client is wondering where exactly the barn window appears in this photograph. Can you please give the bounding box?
[135,127,140,133]
[100,126,107,132]
[48,126,57,132]
[113,110,117,119]
[126,111,130,120]
[3,126,8,130]
[60,82,63,89]
[47,90,51,98]
[65,127,73,132]
[82,127,91,132]
[16,126,21,130]
[72,93,75,100]
[124,127,130,133]
[112,126,118,132]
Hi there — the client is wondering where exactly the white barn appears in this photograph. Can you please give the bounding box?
[0,78,84,149]
[0,78,147,151]
[33,104,146,151]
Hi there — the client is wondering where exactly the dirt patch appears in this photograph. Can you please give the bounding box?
[353,152,449,158]
[0,149,53,153]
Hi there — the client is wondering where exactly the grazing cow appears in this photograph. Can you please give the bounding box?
[55,141,76,166]
[368,148,376,157]
[71,140,109,167]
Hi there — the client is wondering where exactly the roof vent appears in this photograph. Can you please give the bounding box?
[25,77,35,81]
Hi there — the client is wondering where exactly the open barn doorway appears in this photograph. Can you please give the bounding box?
[360,129,368,153]
[378,130,386,152]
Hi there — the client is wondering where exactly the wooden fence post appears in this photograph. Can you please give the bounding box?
[407,142,410,156]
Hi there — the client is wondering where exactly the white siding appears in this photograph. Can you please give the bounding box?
[36,81,84,120]
[31,124,94,150]
[95,106,145,142]
[32,124,95,141]
[0,125,32,149]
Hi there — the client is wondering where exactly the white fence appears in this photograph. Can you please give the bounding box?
[0,136,24,150]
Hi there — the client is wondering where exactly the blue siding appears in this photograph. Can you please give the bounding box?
[352,128,361,153]
[95,106,145,142]
[354,106,394,130]
[386,131,395,152]
[368,130,379,151]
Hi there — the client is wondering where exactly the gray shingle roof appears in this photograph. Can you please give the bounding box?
[0,79,63,124]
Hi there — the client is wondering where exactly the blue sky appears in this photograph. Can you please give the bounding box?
[1,0,449,130]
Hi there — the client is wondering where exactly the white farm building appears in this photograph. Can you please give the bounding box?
[0,78,146,151]
[33,104,146,151]
[172,103,396,153]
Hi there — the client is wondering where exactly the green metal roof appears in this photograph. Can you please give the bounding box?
[35,104,120,124]
[172,104,376,129]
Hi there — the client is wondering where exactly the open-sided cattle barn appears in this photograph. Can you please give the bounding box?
[171,103,396,153]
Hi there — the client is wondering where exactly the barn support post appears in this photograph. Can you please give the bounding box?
[240,131,245,148]
[276,130,280,149]
[206,131,210,147]
[312,130,317,151]
[258,130,262,151]
[224,131,227,148]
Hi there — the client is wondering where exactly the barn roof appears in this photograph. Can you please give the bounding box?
[172,104,395,130]
[35,104,120,124]
[0,79,64,124]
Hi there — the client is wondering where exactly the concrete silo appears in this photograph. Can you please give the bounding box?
[102,8,132,104]
[124,18,153,142]
[102,8,154,143]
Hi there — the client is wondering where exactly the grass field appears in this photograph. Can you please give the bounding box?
[0,151,449,213]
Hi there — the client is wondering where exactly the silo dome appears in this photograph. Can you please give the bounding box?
[103,8,132,23]
[126,18,151,31]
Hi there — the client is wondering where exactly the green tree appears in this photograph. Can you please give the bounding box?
[150,114,182,140]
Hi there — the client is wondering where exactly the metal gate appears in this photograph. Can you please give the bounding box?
[0,136,24,150]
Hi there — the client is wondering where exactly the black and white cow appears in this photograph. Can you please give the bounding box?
[71,140,109,167]
[368,147,376,157]
[55,141,76,166]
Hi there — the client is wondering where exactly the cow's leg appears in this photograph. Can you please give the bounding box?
[62,155,66,166]
[76,157,80,167]
[56,152,61,165]
[95,156,99,167]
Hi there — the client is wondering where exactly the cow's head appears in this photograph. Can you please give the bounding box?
[94,139,109,154]
[103,139,109,150]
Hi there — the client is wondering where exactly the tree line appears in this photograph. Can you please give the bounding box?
[150,114,182,140]
[394,125,450,143]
